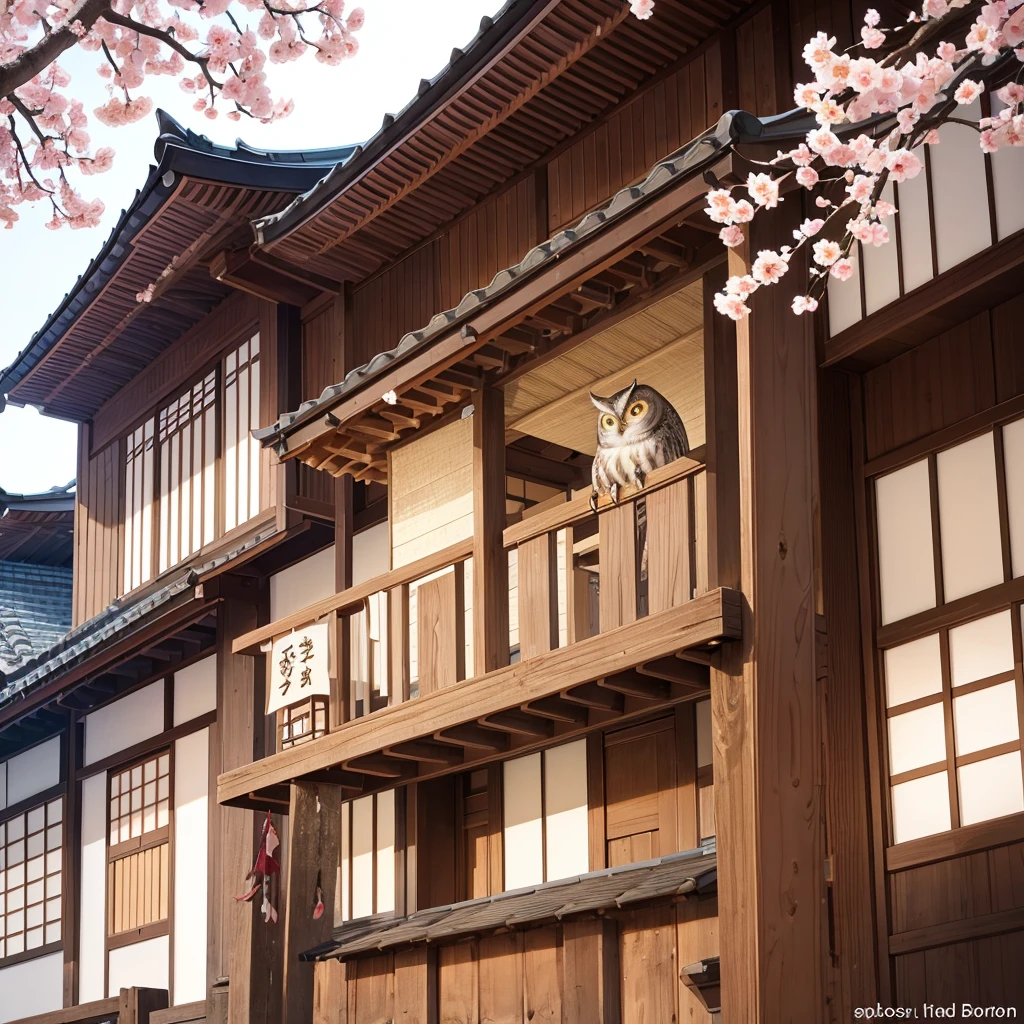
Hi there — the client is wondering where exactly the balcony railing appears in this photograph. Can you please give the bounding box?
[235,448,711,744]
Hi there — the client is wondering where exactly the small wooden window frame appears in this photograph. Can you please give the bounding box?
[104,748,173,957]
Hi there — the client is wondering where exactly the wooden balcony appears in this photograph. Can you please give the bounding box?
[222,449,739,809]
[9,989,177,1024]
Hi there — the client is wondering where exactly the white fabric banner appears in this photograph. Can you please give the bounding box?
[266,621,331,715]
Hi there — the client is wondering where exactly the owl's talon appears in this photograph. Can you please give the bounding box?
[610,483,620,505]
[589,492,598,514]
[634,468,646,490]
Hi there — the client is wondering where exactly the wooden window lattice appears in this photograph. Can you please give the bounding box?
[223,334,262,533]
[0,798,63,960]
[123,419,155,594]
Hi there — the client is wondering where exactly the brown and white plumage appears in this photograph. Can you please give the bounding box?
[590,380,689,504]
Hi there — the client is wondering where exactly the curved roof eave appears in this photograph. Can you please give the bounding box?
[0,110,359,400]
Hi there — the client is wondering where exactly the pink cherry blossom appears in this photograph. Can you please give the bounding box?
[713,292,751,320]
[885,149,924,182]
[954,79,985,104]
[812,238,842,266]
[726,275,758,299]
[830,259,855,282]
[796,166,819,188]
[751,250,789,285]
[630,0,655,20]
[799,218,825,237]
[719,225,744,247]
[704,189,735,224]
[747,172,780,208]
[792,295,819,314]
[862,25,886,47]
[731,199,755,223]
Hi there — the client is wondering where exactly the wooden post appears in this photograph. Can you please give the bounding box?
[710,208,826,1023]
[213,590,283,1024]
[118,986,169,1024]
[276,302,303,533]
[334,283,355,728]
[472,387,510,675]
[282,781,343,1024]
[562,919,621,1024]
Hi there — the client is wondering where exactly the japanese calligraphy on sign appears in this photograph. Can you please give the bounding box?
[266,621,331,715]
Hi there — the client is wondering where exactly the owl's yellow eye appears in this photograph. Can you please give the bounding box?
[627,400,648,420]
[601,414,618,431]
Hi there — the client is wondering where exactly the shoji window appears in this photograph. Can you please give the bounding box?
[884,611,1024,844]
[502,739,589,890]
[157,372,217,573]
[339,790,395,922]
[123,419,155,594]
[0,798,63,959]
[223,335,262,533]
[875,418,1024,845]
[107,752,171,940]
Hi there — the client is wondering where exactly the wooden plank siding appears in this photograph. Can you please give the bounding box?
[299,300,342,509]
[73,430,124,626]
[317,904,719,1024]
[862,292,1024,463]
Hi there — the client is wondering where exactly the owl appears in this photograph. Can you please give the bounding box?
[589,380,689,508]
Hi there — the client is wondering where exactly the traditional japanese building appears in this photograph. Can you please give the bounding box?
[2,0,1024,1022]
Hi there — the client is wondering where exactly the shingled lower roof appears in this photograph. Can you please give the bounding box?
[302,846,717,962]
[0,562,72,671]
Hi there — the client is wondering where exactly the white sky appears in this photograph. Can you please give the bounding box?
[0,0,504,494]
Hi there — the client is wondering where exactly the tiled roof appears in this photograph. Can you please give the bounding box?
[0,112,359,415]
[0,520,278,707]
[303,846,717,962]
[0,562,73,671]
[254,108,767,452]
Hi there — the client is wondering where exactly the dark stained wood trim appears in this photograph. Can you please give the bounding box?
[0,995,121,1024]
[886,809,1024,872]
[106,921,170,951]
[823,228,1024,371]
[939,628,960,830]
[64,714,82,1006]
[876,575,1024,649]
[849,371,894,1001]
[0,940,64,970]
[0,781,64,827]
[889,906,1024,956]
[864,392,1024,478]
[954,739,1021,768]
[888,761,947,788]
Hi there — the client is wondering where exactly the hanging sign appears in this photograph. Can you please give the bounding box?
[266,621,331,715]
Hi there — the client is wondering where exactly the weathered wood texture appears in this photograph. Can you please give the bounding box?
[300,300,342,508]
[214,596,283,1024]
[73,430,124,626]
[862,293,1024,461]
[313,901,719,1023]
[282,782,343,1024]
[713,210,825,1021]
[416,572,463,695]
[819,370,880,1020]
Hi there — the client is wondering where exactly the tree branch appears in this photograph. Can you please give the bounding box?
[0,0,112,98]
[99,9,222,91]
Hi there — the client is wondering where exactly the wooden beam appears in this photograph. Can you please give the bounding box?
[472,386,510,676]
[437,723,510,752]
[713,211,825,1022]
[281,782,342,1024]
[218,591,740,807]
[562,919,621,1024]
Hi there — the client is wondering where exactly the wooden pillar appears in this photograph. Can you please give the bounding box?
[562,919,621,1024]
[117,987,169,1024]
[282,781,343,1024]
[711,205,826,1023]
[334,283,354,727]
[394,947,437,1024]
[819,369,885,1013]
[472,386,510,675]
[213,591,283,1024]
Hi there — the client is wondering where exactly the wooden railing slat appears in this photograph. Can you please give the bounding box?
[232,537,474,654]
[502,447,707,549]
[646,476,693,614]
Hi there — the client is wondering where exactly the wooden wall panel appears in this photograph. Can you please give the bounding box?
[546,43,727,233]
[438,177,538,310]
[350,242,441,371]
[300,301,341,508]
[73,429,124,626]
[861,301,1020,461]
[735,6,783,119]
